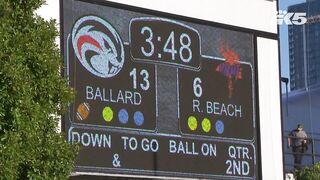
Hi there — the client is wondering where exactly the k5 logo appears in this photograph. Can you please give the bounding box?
[277,10,307,25]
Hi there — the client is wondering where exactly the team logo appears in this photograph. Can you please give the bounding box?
[216,41,243,98]
[71,16,125,78]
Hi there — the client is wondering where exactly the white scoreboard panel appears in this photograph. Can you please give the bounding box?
[61,0,283,179]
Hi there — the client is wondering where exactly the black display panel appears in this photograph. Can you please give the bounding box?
[62,0,260,179]
[179,57,254,140]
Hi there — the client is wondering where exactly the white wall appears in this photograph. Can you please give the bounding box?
[257,37,283,179]
[108,0,278,34]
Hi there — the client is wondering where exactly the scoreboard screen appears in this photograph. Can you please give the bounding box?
[62,0,260,179]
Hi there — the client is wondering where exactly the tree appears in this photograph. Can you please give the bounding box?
[296,163,320,180]
[0,0,78,179]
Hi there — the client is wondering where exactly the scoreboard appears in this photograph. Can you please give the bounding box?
[62,0,260,179]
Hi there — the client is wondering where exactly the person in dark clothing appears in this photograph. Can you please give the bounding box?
[287,124,308,170]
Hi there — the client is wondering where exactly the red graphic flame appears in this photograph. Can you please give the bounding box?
[216,41,243,98]
[77,35,102,59]
[220,43,239,66]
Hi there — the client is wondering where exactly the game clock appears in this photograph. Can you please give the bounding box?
[130,17,201,70]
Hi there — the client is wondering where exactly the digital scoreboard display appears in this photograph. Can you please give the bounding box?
[62,0,260,179]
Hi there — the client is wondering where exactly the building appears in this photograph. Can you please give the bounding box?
[282,85,320,172]
[288,0,320,91]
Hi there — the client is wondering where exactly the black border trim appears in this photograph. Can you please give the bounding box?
[60,0,66,133]
[58,0,281,179]
[276,0,286,178]
[253,34,263,180]
[77,0,278,40]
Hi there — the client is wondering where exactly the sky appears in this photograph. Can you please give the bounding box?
[278,0,305,92]
[36,0,60,46]
[36,0,59,22]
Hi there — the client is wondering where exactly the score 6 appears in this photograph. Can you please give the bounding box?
[193,77,202,98]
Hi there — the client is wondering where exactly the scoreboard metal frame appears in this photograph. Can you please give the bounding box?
[60,0,277,179]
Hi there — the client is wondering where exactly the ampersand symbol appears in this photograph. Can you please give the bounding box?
[112,153,121,167]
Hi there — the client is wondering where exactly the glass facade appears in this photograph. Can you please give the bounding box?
[288,0,320,90]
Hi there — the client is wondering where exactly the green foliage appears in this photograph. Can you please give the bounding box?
[296,163,320,180]
[0,0,78,179]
